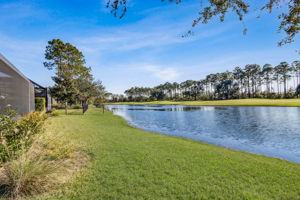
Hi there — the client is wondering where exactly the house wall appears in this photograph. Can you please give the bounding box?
[0,55,35,115]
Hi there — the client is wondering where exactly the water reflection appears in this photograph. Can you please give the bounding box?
[107,105,300,163]
[129,106,203,111]
[111,105,227,112]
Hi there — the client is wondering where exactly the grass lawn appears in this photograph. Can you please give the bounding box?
[40,108,300,200]
[111,98,300,107]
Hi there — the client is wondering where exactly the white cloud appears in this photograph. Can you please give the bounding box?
[74,5,241,60]
[76,26,191,53]
[140,65,180,81]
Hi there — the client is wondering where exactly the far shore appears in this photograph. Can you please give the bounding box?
[108,98,300,107]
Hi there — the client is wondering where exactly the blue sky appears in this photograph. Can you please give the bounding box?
[0,0,299,94]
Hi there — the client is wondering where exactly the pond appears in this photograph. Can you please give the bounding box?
[107,104,300,163]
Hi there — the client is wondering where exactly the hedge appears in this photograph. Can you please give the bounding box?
[35,97,46,111]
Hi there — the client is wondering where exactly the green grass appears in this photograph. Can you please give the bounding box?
[39,108,300,200]
[111,98,300,107]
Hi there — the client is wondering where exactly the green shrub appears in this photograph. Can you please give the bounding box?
[0,110,48,163]
[0,122,86,199]
[35,98,46,112]
[49,110,60,117]
[286,89,296,98]
[52,104,65,110]
[71,104,82,109]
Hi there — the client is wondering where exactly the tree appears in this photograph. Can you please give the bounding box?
[50,75,77,114]
[292,61,300,86]
[122,61,299,101]
[244,65,253,98]
[44,39,89,114]
[75,75,106,113]
[262,64,273,94]
[106,0,300,46]
[273,66,281,95]
[89,81,107,113]
[216,72,238,99]
[296,84,300,97]
[216,80,239,99]
[276,62,292,97]
[233,67,245,97]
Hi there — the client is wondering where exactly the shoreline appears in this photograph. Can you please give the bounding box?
[108,108,300,164]
[108,98,300,107]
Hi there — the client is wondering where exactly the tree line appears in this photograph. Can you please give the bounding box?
[44,39,106,114]
[116,62,300,102]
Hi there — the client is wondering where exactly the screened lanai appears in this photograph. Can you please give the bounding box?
[0,54,35,115]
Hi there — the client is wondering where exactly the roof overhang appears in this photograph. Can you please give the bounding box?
[0,53,31,83]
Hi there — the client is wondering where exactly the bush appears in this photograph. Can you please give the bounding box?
[286,89,296,98]
[52,104,65,110]
[0,109,86,199]
[71,104,82,109]
[0,110,48,163]
[35,98,46,112]
[1,151,61,198]
[49,110,60,117]
[0,125,86,199]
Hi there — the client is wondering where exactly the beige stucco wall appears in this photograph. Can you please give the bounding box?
[0,54,35,115]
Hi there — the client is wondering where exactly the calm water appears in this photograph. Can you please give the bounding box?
[107,105,300,163]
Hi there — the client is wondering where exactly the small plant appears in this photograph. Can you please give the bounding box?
[0,115,86,199]
[0,110,48,163]
[0,108,87,199]
[49,110,60,117]
[35,98,46,112]
[71,104,82,109]
[1,151,61,198]
[51,104,65,110]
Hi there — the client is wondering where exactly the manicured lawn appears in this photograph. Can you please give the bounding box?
[40,108,300,200]
[111,98,300,107]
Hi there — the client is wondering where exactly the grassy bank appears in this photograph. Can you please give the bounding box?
[40,108,300,200]
[110,98,300,107]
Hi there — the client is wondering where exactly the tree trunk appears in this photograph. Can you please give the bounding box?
[248,78,251,98]
[65,102,68,115]
[82,102,84,114]
[277,80,279,95]
[284,78,287,98]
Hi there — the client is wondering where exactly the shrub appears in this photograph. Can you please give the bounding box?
[0,109,17,163]
[49,110,60,117]
[0,126,87,199]
[0,109,87,199]
[148,97,156,101]
[51,104,65,110]
[0,110,48,163]
[1,151,61,198]
[71,104,82,109]
[286,89,296,98]
[35,98,46,112]
[199,95,211,100]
